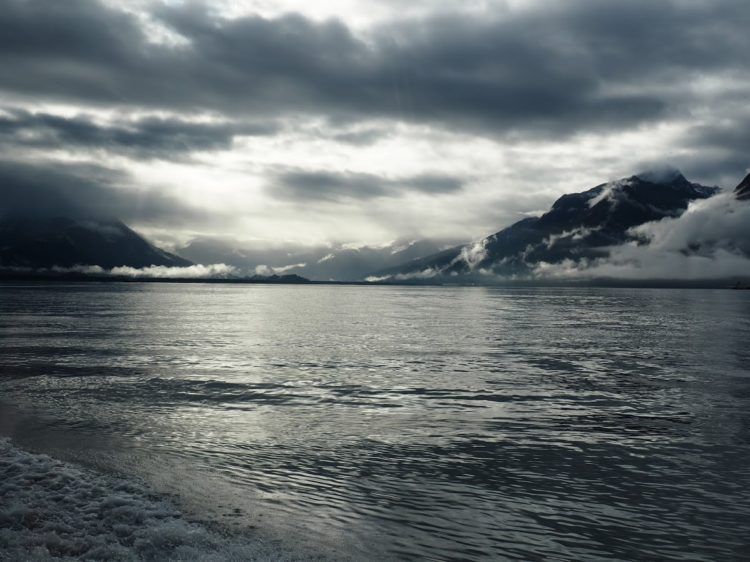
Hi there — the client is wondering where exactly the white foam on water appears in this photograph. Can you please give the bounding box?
[0,438,295,561]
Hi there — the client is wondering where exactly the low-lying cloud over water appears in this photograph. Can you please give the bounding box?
[1,264,238,279]
[108,264,238,279]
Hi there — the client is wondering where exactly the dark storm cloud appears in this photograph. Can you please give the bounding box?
[330,128,389,146]
[0,109,279,159]
[0,0,748,139]
[0,160,205,224]
[676,116,750,185]
[272,170,464,202]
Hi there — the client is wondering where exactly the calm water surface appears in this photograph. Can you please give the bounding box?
[1,282,749,560]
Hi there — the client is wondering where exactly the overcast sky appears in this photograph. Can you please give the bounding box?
[1,0,749,247]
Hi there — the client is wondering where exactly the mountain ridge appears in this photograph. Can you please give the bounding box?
[372,171,720,281]
[177,236,460,281]
[0,216,192,270]
[735,173,750,200]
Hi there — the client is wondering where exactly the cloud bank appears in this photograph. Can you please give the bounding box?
[1,264,238,279]
[0,0,748,248]
[272,170,464,202]
[0,109,280,160]
[372,187,750,283]
[534,192,750,281]
[1,0,747,145]
[0,160,208,226]
[108,264,238,278]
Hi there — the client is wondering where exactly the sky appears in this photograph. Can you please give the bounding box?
[1,0,749,249]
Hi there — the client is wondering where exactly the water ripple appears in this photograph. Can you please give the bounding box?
[1,283,749,560]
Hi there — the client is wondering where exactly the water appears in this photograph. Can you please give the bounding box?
[1,282,749,560]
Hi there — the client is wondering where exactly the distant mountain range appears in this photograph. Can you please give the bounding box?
[0,213,457,279]
[372,169,725,281]
[2,169,747,283]
[0,216,191,270]
[176,237,460,281]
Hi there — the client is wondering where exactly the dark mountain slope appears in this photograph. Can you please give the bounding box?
[735,173,750,200]
[0,216,192,269]
[377,170,718,279]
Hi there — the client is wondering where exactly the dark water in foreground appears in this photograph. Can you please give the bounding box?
[1,282,749,560]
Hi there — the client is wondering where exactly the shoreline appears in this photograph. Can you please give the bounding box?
[0,273,747,289]
[0,438,294,561]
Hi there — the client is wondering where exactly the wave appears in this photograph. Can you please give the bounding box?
[0,438,291,561]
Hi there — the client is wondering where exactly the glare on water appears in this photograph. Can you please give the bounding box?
[1,282,749,560]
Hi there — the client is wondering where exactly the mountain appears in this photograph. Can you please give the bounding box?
[376,169,719,281]
[177,236,459,281]
[297,239,458,281]
[735,173,750,200]
[248,274,311,284]
[0,216,192,269]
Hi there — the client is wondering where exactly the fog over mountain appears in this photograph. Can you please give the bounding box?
[375,170,750,283]
[176,237,460,281]
[3,167,746,284]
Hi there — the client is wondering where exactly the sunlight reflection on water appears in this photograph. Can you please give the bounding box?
[1,282,749,560]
